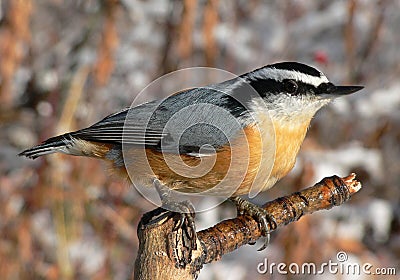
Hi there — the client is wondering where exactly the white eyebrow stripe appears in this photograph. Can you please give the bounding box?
[247,68,329,87]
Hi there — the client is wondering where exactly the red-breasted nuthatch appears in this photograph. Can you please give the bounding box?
[20,62,363,248]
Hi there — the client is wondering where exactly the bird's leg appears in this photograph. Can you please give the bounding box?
[147,179,197,252]
[230,196,277,251]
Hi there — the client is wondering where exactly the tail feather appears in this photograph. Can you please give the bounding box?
[18,135,73,159]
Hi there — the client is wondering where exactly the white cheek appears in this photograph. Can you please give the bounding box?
[259,95,330,123]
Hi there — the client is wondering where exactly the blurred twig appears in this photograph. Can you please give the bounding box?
[0,0,32,109]
[49,66,89,279]
[344,0,356,80]
[159,0,181,75]
[356,0,387,81]
[56,66,89,134]
[178,0,197,60]
[345,0,387,82]
[202,0,219,67]
[94,0,120,86]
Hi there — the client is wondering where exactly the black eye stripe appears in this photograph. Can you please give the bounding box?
[242,76,320,98]
[245,78,282,97]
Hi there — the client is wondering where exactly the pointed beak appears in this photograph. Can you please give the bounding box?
[320,84,364,99]
[330,85,364,96]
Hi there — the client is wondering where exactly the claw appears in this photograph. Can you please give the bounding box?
[145,208,173,227]
[153,179,198,251]
[230,196,276,250]
[257,232,270,251]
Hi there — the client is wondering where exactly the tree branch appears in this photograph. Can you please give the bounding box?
[132,173,362,280]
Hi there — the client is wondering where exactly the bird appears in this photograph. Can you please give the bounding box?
[19,62,363,250]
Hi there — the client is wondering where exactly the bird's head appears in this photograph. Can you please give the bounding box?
[242,62,363,122]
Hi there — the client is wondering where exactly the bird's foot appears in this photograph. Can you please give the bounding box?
[230,196,277,251]
[149,179,197,267]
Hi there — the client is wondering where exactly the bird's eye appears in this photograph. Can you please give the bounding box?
[284,80,298,94]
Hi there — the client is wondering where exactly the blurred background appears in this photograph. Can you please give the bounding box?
[1,0,399,279]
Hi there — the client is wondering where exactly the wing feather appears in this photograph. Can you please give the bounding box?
[70,85,251,154]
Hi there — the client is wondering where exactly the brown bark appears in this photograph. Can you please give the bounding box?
[132,173,362,280]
